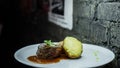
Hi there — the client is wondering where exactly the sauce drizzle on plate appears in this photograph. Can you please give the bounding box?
[27,54,68,64]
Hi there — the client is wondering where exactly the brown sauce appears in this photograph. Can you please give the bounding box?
[27,54,68,64]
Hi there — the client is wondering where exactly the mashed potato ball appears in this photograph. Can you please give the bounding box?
[63,36,83,58]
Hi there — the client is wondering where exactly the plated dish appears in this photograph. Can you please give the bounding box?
[14,43,115,68]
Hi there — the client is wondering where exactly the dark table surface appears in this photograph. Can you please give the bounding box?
[1,41,34,68]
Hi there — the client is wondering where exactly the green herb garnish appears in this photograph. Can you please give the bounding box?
[44,40,55,46]
[93,50,99,62]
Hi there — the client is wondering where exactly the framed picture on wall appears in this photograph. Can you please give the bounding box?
[48,0,73,30]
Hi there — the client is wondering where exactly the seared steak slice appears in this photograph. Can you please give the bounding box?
[36,42,63,59]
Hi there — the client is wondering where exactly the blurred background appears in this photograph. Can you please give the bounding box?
[0,0,120,68]
[0,0,50,67]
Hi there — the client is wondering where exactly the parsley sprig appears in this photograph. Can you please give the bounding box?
[44,40,55,46]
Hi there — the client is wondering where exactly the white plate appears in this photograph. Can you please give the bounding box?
[14,43,115,68]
